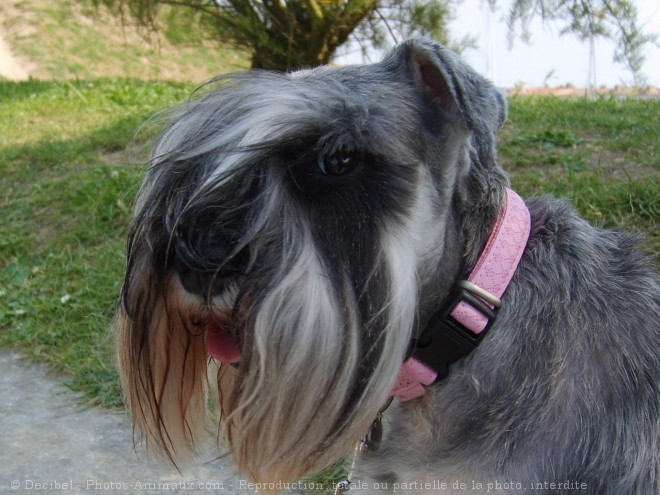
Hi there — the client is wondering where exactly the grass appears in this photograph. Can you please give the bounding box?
[502,96,659,254]
[0,78,195,407]
[2,0,248,81]
[0,81,658,489]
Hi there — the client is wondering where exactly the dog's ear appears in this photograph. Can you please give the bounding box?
[384,39,510,266]
[388,38,508,171]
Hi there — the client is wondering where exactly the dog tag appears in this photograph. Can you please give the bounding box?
[363,414,383,451]
[334,479,351,495]
[335,412,386,495]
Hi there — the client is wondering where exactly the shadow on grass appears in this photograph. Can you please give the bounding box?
[0,79,55,103]
[0,116,153,410]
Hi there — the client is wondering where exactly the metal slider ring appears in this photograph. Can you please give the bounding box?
[456,280,502,308]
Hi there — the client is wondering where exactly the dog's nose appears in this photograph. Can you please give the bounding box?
[178,268,235,297]
[174,246,248,297]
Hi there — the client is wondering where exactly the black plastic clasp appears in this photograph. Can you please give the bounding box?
[410,284,499,380]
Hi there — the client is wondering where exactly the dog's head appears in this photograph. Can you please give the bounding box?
[117,39,508,483]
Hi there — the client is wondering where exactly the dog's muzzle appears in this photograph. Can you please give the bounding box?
[173,242,248,364]
[177,265,236,297]
[173,229,249,295]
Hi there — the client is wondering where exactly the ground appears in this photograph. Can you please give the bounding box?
[0,19,31,80]
[0,351,247,495]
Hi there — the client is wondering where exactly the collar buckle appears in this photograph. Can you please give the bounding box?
[392,188,531,401]
[411,281,500,380]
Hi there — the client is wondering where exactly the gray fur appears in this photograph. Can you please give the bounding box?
[117,38,660,494]
[357,196,660,494]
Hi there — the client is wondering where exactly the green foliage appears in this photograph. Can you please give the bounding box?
[87,0,380,70]
[77,0,655,76]
[304,459,350,494]
[0,78,194,407]
[500,95,659,255]
[6,0,246,81]
[78,0,466,70]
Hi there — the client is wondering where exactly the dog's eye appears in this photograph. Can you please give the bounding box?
[318,153,358,176]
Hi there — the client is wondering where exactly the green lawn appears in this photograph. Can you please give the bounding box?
[502,96,658,247]
[1,80,658,417]
[0,79,194,406]
[5,0,247,81]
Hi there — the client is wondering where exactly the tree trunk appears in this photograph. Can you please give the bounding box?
[249,0,377,71]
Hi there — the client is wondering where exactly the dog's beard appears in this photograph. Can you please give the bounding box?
[116,219,420,484]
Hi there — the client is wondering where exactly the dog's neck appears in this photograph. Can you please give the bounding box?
[392,188,531,401]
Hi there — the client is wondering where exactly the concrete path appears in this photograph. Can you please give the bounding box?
[0,351,251,494]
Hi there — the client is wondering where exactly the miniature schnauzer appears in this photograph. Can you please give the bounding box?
[116,39,659,493]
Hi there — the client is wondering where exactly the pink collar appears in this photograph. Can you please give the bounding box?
[392,188,531,401]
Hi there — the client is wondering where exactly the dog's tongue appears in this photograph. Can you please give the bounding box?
[206,322,241,364]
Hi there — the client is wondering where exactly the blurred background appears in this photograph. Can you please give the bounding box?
[1,0,659,89]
